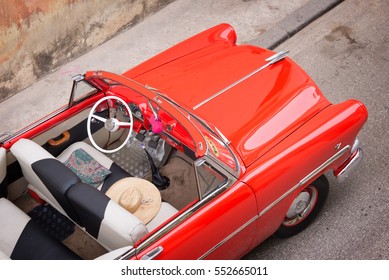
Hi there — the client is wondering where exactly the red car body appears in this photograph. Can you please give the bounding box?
[0,24,367,260]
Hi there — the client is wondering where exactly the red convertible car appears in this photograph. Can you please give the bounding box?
[0,24,367,260]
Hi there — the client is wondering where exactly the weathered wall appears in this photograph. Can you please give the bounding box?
[0,0,174,102]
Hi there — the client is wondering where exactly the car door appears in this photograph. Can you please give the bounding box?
[135,158,258,260]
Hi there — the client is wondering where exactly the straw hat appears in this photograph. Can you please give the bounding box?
[106,177,161,224]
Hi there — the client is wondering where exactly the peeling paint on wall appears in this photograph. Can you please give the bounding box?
[0,0,175,101]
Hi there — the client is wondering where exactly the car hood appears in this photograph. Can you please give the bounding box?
[125,40,330,166]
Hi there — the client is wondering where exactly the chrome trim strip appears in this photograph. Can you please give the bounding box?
[115,247,137,260]
[300,145,350,185]
[0,132,13,142]
[335,148,363,183]
[194,158,207,200]
[265,50,289,64]
[193,50,289,110]
[259,145,350,217]
[122,157,237,259]
[128,182,231,259]
[351,138,360,155]
[140,246,164,260]
[199,215,258,260]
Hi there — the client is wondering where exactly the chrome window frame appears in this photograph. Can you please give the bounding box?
[68,74,99,107]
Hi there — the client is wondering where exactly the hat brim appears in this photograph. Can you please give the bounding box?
[106,177,161,224]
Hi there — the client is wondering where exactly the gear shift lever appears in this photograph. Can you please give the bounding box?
[143,146,170,190]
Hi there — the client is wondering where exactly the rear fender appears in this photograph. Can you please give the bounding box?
[242,99,368,245]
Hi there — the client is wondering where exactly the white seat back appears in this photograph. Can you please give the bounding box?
[98,200,149,250]
[0,198,30,257]
[10,139,64,212]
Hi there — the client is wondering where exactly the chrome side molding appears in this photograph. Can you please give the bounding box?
[193,50,289,110]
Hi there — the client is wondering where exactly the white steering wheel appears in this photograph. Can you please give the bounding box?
[87,96,133,154]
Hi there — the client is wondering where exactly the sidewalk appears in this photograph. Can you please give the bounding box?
[1,0,339,134]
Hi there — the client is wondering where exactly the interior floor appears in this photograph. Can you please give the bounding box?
[11,138,197,259]
[106,137,198,211]
[159,151,198,210]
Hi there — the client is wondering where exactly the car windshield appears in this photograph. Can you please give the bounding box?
[149,89,240,175]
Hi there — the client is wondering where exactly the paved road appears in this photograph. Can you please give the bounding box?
[244,0,389,260]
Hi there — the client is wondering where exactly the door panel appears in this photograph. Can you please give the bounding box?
[136,182,257,260]
[33,108,107,156]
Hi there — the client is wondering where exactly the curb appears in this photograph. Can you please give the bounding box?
[248,0,344,49]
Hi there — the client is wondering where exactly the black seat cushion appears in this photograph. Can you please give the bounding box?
[101,162,133,193]
[32,158,82,225]
[67,182,110,239]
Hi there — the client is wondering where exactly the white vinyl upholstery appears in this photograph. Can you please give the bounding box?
[10,139,151,251]
[96,200,178,251]
[10,139,64,213]
[98,200,149,251]
[146,202,178,232]
[0,249,10,260]
[0,198,30,257]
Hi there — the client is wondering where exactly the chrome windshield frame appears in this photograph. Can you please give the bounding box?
[148,89,241,178]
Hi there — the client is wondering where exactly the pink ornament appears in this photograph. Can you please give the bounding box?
[150,116,163,134]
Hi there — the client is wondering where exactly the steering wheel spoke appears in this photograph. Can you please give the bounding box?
[87,96,134,154]
[116,121,132,126]
[92,114,107,123]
